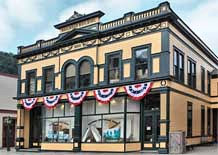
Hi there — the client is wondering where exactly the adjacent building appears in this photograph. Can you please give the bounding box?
[15,2,218,153]
[0,73,17,148]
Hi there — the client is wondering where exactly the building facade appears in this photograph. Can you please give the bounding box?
[15,2,218,153]
[0,73,17,148]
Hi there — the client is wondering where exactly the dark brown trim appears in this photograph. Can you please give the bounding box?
[0,109,17,114]
[0,72,18,78]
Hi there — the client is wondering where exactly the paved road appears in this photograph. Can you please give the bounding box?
[0,144,217,155]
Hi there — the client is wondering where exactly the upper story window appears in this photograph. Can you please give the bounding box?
[108,54,120,83]
[44,67,54,93]
[187,59,196,89]
[207,71,211,95]
[65,64,76,90]
[79,61,91,87]
[135,47,149,79]
[174,49,184,82]
[201,67,205,93]
[27,71,36,95]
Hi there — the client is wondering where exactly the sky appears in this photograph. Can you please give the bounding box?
[0,0,218,56]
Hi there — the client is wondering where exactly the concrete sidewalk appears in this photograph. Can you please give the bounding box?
[0,144,217,155]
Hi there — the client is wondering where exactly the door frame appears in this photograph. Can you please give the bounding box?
[141,109,160,150]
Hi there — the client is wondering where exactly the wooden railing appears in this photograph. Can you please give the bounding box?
[99,2,169,31]
[18,38,58,54]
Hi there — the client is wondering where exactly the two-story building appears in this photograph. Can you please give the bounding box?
[15,2,218,154]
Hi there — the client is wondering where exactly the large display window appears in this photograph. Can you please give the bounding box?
[82,96,140,143]
[42,103,75,143]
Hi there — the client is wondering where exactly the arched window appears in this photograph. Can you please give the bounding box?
[79,61,91,87]
[65,64,76,89]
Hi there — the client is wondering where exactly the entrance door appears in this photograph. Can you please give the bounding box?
[2,117,16,147]
[29,107,42,148]
[143,110,160,150]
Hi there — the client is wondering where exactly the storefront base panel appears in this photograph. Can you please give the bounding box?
[186,136,214,146]
[125,143,141,152]
[81,143,124,152]
[41,143,74,151]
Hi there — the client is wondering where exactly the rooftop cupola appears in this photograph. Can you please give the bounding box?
[54,10,105,34]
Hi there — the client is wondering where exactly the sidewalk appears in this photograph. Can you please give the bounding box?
[0,144,217,155]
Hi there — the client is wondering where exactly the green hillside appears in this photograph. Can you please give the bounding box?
[0,51,17,75]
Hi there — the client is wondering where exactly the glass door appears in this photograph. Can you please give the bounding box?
[143,110,160,150]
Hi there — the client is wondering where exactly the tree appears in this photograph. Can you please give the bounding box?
[0,51,17,75]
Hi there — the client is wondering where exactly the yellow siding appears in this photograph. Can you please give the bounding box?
[152,57,160,73]
[160,93,167,136]
[169,24,217,92]
[24,110,30,148]
[99,68,104,82]
[211,79,218,96]
[37,79,42,91]
[123,63,131,78]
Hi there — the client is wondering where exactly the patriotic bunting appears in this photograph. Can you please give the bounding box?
[21,98,38,110]
[21,82,153,110]
[66,91,88,106]
[124,82,152,101]
[43,95,61,109]
[94,87,119,104]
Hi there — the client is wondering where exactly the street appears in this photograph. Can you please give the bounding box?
[0,144,217,155]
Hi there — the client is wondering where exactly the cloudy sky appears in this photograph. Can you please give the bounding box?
[0,0,217,55]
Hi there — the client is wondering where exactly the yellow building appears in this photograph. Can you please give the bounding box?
[15,2,218,154]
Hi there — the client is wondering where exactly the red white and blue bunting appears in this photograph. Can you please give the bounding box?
[124,82,153,101]
[94,87,119,104]
[21,82,153,110]
[21,98,38,110]
[66,91,88,106]
[43,95,61,109]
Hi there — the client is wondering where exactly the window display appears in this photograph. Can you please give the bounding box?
[42,103,75,143]
[82,96,140,143]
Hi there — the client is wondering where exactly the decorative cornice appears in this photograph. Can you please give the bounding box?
[17,22,167,64]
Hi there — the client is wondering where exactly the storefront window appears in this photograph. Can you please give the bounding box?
[65,103,75,116]
[126,114,140,142]
[42,103,75,143]
[110,97,125,113]
[43,107,53,117]
[82,96,140,143]
[42,118,58,142]
[82,115,102,142]
[82,97,125,143]
[96,102,109,114]
[127,97,140,112]
[54,104,64,117]
[82,100,95,115]
[103,114,124,142]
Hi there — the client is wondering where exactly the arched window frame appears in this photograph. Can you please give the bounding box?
[61,59,77,90]
[78,56,94,88]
